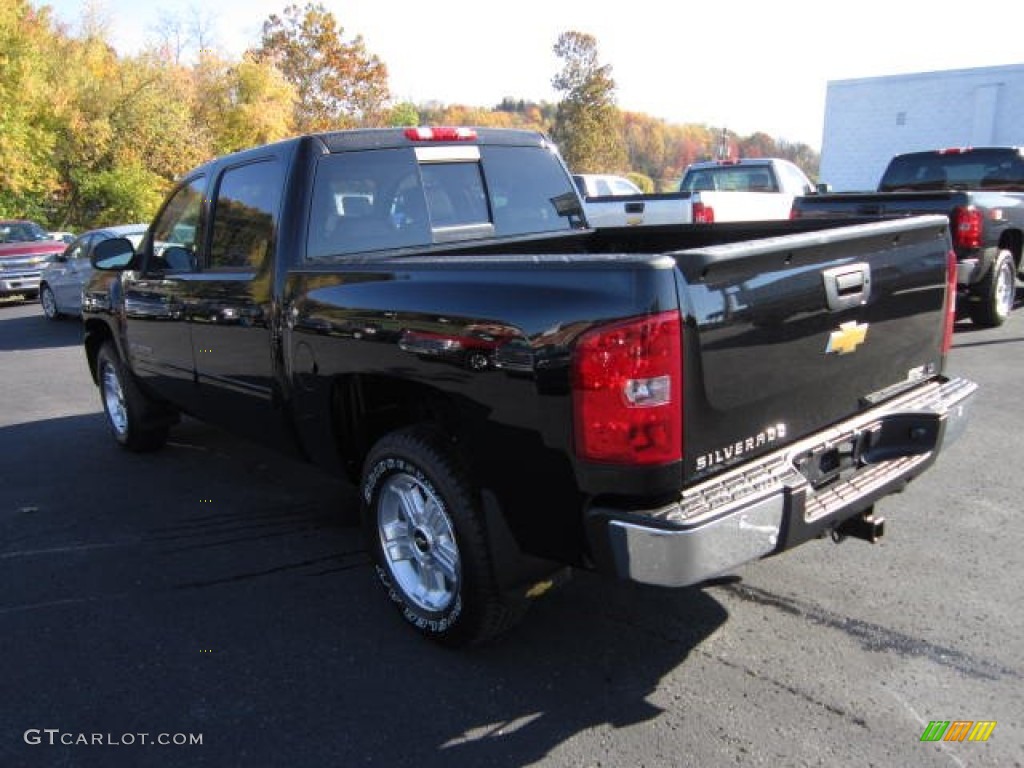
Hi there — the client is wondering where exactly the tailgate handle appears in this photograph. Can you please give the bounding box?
[823,263,871,311]
[624,202,645,214]
[857,204,883,215]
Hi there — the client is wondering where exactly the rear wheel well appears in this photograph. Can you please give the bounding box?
[331,374,467,483]
[999,229,1023,270]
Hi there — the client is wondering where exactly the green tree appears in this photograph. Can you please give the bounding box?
[550,31,626,174]
[0,0,59,220]
[254,2,389,131]
[76,163,165,226]
[51,38,205,227]
[387,101,420,127]
[192,51,296,155]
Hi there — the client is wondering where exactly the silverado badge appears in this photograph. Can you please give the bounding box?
[826,321,868,355]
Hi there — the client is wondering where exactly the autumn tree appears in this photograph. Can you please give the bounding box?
[0,0,59,219]
[254,3,389,131]
[738,131,777,158]
[192,51,296,156]
[550,31,626,174]
[50,38,204,226]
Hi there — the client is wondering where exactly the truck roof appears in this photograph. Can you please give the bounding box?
[184,127,557,178]
[879,146,1024,191]
[320,127,551,153]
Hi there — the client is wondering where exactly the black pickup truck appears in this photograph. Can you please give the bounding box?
[792,146,1024,327]
[83,127,976,645]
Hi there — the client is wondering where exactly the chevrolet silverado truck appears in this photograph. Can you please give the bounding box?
[82,127,976,646]
[583,158,817,228]
[792,146,1024,327]
[0,219,67,300]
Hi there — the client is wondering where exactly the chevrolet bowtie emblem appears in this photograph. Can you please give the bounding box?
[826,321,869,355]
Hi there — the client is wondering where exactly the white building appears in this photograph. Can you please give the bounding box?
[819,64,1024,191]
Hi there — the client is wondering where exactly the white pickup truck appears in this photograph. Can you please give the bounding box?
[582,158,817,228]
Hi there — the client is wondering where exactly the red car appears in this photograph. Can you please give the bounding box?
[0,220,67,300]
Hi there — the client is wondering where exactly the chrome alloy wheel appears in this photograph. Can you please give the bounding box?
[100,360,129,437]
[994,256,1015,320]
[41,287,58,319]
[377,471,460,613]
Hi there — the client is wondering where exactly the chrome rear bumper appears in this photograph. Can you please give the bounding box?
[587,376,977,587]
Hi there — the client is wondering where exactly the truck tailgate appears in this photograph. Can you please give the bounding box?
[793,190,962,218]
[674,215,953,480]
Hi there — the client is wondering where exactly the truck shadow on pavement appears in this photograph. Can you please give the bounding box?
[0,306,83,351]
[0,414,728,768]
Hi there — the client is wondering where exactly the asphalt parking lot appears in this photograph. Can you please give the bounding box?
[1,294,1022,768]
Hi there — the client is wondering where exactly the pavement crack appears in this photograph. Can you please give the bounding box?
[699,648,869,729]
[173,551,368,589]
[721,582,1020,681]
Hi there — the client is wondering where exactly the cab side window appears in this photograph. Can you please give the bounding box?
[149,177,205,272]
[209,160,284,271]
[65,234,94,262]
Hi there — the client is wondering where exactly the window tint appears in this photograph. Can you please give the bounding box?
[482,145,583,236]
[149,177,205,272]
[681,172,715,192]
[421,163,489,227]
[881,150,1024,191]
[306,144,583,260]
[210,160,284,270]
[308,148,430,259]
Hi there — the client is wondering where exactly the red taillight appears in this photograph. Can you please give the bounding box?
[404,126,477,141]
[953,206,983,249]
[692,201,715,224]
[572,311,683,465]
[941,249,957,355]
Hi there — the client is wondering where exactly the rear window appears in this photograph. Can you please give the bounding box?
[306,144,582,260]
[680,167,777,193]
[879,149,1024,192]
[482,146,583,237]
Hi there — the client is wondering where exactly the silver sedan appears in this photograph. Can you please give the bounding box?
[39,224,147,319]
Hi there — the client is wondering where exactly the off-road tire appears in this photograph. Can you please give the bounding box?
[361,426,525,646]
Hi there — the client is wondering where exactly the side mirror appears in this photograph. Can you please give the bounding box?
[815,183,832,194]
[92,237,137,271]
[53,252,68,263]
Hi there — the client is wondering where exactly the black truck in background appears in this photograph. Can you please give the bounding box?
[83,127,976,646]
[792,146,1024,327]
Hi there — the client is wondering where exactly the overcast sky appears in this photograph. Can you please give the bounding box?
[39,0,1024,149]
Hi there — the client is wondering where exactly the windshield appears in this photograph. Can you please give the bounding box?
[0,220,51,243]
